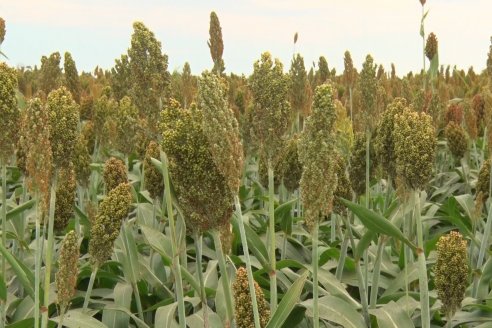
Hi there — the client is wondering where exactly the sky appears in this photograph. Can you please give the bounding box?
[1,0,491,77]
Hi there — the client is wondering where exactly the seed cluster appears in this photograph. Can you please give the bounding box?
[445,122,468,160]
[434,231,468,317]
[233,267,270,328]
[103,157,128,193]
[54,163,77,230]
[144,141,164,200]
[55,230,79,310]
[0,62,20,164]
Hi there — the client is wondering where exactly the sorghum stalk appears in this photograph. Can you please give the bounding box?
[34,197,41,328]
[370,236,386,308]
[312,220,320,328]
[235,195,261,328]
[212,230,234,326]
[82,267,98,311]
[415,190,430,328]
[1,164,6,327]
[267,161,277,311]
[195,233,209,328]
[162,153,186,328]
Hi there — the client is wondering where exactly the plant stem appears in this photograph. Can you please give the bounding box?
[162,153,186,328]
[234,195,261,328]
[57,305,65,328]
[34,197,41,328]
[195,233,209,328]
[364,129,371,299]
[132,282,145,322]
[414,190,430,328]
[0,164,6,328]
[82,266,98,311]
[370,236,385,309]
[312,221,319,328]
[340,213,370,327]
[212,230,234,326]
[267,160,277,312]
[41,173,58,328]
[335,227,350,281]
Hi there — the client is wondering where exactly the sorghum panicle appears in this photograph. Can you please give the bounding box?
[349,132,377,196]
[394,107,436,191]
[375,97,407,180]
[233,267,270,328]
[0,62,20,164]
[54,163,77,230]
[425,33,438,61]
[0,17,5,44]
[445,122,468,160]
[47,86,79,169]
[434,231,469,318]
[73,133,91,187]
[103,157,128,193]
[89,183,132,267]
[333,152,353,215]
[161,99,233,233]
[55,230,80,310]
[143,141,164,200]
[198,71,244,194]
[476,159,491,201]
[277,135,302,193]
[298,84,338,231]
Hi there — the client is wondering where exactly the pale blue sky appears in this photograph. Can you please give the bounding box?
[1,0,491,76]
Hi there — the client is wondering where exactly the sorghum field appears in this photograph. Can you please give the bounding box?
[1,3,492,328]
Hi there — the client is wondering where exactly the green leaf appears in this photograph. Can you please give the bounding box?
[155,303,179,328]
[102,282,133,328]
[120,223,141,284]
[355,231,376,260]
[0,242,36,300]
[340,198,417,252]
[6,318,56,328]
[266,271,308,328]
[51,310,108,328]
[276,198,297,235]
[6,199,35,222]
[370,301,415,328]
[232,213,270,270]
[187,310,223,328]
[0,273,6,301]
[302,295,365,328]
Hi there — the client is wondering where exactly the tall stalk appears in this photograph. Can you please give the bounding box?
[370,236,386,308]
[312,221,319,328]
[212,230,234,326]
[414,190,430,328]
[195,233,209,328]
[82,267,98,311]
[162,153,186,328]
[267,161,277,312]
[41,173,57,328]
[234,195,261,328]
[1,164,7,328]
[34,197,42,328]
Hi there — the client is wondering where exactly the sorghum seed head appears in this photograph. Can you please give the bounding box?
[144,141,164,200]
[445,122,468,160]
[233,267,270,328]
[81,121,95,154]
[464,101,478,140]
[219,222,233,255]
[299,83,338,231]
[349,132,377,196]
[375,97,407,180]
[54,163,77,231]
[277,135,302,193]
[89,183,132,267]
[55,230,80,310]
[333,152,353,215]
[115,96,138,155]
[161,100,233,233]
[445,103,463,125]
[0,62,20,164]
[103,157,128,193]
[425,33,438,61]
[198,71,244,194]
[476,159,491,201]
[394,107,436,191]
[21,98,52,210]
[249,52,291,161]
[47,86,79,169]
[434,231,469,317]
[73,133,91,187]
[0,17,5,44]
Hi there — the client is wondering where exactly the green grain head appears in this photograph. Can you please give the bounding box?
[476,159,490,201]
[349,132,377,196]
[434,231,469,318]
[55,230,79,310]
[233,267,270,328]
[375,97,407,180]
[73,133,91,187]
[249,52,291,161]
[333,152,353,215]
[445,122,468,160]
[144,141,164,200]
[298,83,338,231]
[54,163,77,231]
[161,99,233,233]
[47,86,79,169]
[0,62,20,164]
[115,96,138,155]
[425,32,438,61]
[394,107,436,191]
[103,157,128,193]
[89,183,132,268]
[277,135,302,193]
[198,71,244,194]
